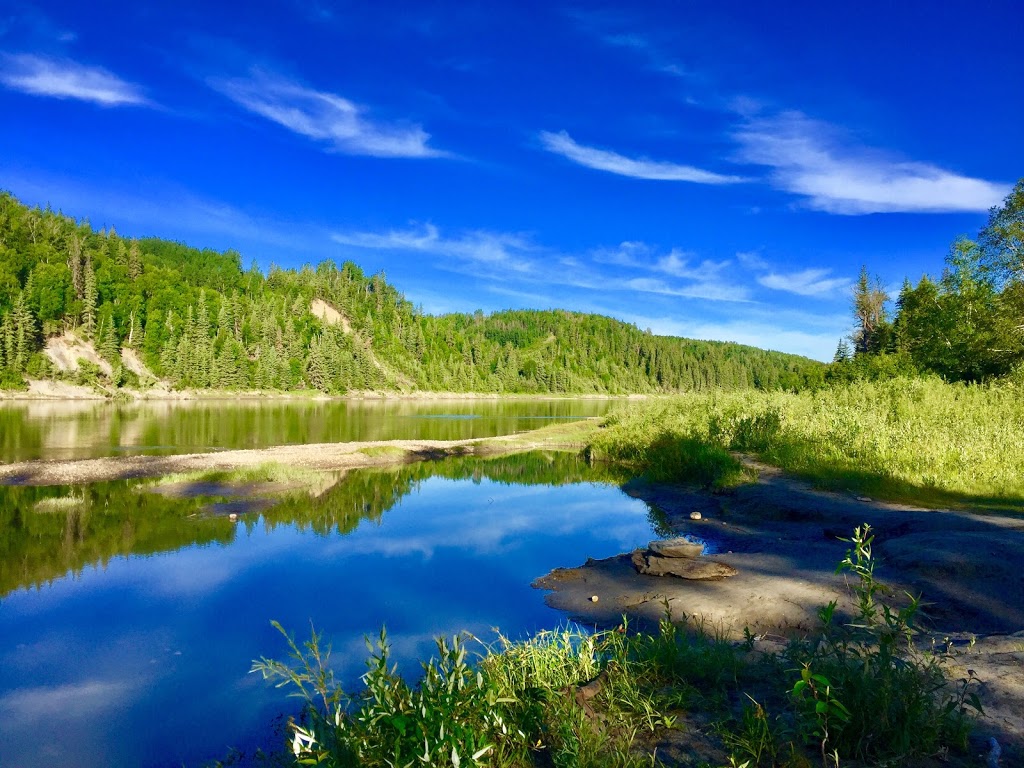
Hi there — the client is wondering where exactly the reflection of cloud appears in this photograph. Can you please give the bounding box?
[0,680,136,724]
[540,130,746,184]
[318,480,650,561]
[733,111,1010,214]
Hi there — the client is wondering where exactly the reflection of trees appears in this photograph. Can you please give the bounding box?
[262,451,631,537]
[0,400,614,463]
[0,482,234,597]
[0,452,630,596]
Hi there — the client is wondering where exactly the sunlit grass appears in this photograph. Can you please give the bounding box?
[590,377,1024,505]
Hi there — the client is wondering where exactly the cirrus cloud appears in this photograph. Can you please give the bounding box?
[539,130,747,184]
[757,268,851,297]
[733,111,1011,214]
[210,70,447,159]
[0,53,148,107]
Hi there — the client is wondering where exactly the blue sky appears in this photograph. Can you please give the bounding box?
[1,1,1021,360]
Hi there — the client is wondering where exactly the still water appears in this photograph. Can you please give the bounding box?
[0,452,659,768]
[0,398,619,463]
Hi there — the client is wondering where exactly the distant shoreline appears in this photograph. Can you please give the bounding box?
[0,379,647,403]
[0,418,601,485]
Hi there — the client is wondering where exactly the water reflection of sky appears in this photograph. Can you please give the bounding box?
[0,474,655,768]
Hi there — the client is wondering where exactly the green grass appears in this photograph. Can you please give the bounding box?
[357,446,409,459]
[589,377,1024,506]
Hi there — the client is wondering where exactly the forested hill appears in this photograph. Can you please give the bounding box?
[0,192,823,394]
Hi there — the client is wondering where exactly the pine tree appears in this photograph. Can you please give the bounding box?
[12,292,36,371]
[852,266,890,355]
[127,240,142,281]
[82,255,97,339]
[99,315,120,363]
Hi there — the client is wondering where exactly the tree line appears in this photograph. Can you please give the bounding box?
[836,178,1024,383]
[0,191,822,394]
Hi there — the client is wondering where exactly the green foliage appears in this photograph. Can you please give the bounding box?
[591,378,1024,504]
[0,191,823,395]
[856,178,1024,382]
[255,612,741,768]
[786,526,982,763]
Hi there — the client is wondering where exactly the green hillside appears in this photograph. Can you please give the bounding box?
[0,192,823,394]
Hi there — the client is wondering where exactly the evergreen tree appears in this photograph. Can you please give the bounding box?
[82,255,97,338]
[851,266,890,355]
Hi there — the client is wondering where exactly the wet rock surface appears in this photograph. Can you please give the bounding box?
[631,549,738,579]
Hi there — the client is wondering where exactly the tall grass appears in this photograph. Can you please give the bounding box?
[590,377,1024,503]
[252,617,740,767]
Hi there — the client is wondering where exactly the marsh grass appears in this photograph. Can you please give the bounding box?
[357,446,409,459]
[591,378,1024,505]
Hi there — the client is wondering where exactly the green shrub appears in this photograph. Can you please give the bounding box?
[788,525,982,764]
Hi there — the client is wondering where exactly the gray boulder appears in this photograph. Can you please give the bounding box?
[648,537,705,558]
[631,549,738,580]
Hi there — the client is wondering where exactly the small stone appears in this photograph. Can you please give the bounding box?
[690,511,703,520]
[590,595,599,603]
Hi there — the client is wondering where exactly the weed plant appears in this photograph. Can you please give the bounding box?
[786,525,982,765]
[253,614,744,767]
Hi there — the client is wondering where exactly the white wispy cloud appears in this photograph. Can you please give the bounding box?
[210,70,446,158]
[539,130,747,184]
[0,53,148,106]
[594,241,732,283]
[733,111,1011,214]
[335,224,752,302]
[758,268,851,297]
[623,314,845,361]
[332,224,535,271]
[624,277,750,302]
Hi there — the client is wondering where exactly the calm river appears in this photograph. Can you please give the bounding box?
[0,400,660,768]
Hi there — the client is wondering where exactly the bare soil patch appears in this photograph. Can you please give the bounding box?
[43,332,112,376]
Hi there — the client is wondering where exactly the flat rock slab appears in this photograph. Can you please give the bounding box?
[631,549,738,579]
[648,537,705,558]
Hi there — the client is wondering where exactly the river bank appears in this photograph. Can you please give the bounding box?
[3,417,1021,764]
[0,379,649,402]
[534,456,1024,762]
